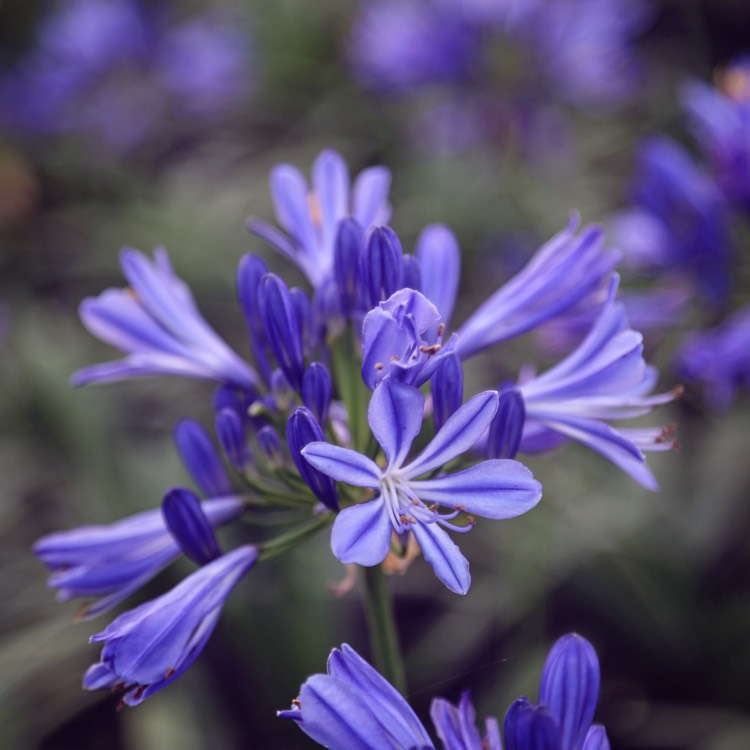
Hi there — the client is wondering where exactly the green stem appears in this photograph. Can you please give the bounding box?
[361,564,406,694]
[258,516,332,563]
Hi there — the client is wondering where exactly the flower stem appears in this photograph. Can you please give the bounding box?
[361,564,406,694]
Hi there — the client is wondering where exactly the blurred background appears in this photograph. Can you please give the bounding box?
[1,0,750,748]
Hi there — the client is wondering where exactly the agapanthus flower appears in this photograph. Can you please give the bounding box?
[433,634,610,750]
[33,497,243,620]
[682,56,750,214]
[83,544,257,706]
[302,377,541,594]
[0,0,252,150]
[506,276,679,490]
[247,149,391,288]
[675,303,750,410]
[346,0,479,93]
[282,634,609,750]
[610,136,730,306]
[419,215,620,361]
[72,247,258,389]
[279,643,434,749]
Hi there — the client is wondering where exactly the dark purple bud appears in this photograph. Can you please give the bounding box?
[290,287,314,356]
[174,420,233,497]
[361,226,403,309]
[286,408,338,510]
[215,408,252,473]
[259,273,305,392]
[504,699,559,750]
[302,362,333,427]
[334,217,365,318]
[401,254,422,292]
[313,278,341,336]
[256,425,283,468]
[486,384,525,459]
[431,353,463,432]
[237,253,273,382]
[162,488,222,565]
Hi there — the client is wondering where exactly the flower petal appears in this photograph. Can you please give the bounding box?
[331,500,391,566]
[411,522,470,595]
[404,390,498,478]
[301,443,381,488]
[368,379,424,469]
[409,460,542,520]
[583,725,611,750]
[416,224,460,330]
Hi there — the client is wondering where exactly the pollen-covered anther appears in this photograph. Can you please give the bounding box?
[292,698,302,708]
[390,355,400,361]
[466,515,476,526]
[374,362,384,371]
[437,322,446,338]
[419,343,442,355]
[454,503,467,512]
[164,667,176,679]
[672,384,685,399]
[399,514,417,525]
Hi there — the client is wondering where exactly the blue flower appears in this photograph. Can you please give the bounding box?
[279,643,435,750]
[302,378,541,594]
[682,57,750,215]
[676,303,750,411]
[416,216,620,362]
[347,0,479,93]
[512,276,679,490]
[502,634,609,750]
[33,497,243,620]
[431,634,609,750]
[610,136,730,306]
[247,149,391,288]
[72,247,258,389]
[83,545,258,706]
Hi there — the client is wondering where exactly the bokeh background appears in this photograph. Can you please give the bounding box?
[1,1,750,748]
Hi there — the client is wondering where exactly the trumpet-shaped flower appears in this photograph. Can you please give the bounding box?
[72,247,257,389]
[279,643,435,750]
[83,545,258,706]
[454,216,620,360]
[247,149,391,288]
[514,275,678,490]
[302,378,541,594]
[34,497,243,619]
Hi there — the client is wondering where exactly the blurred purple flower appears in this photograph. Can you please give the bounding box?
[248,149,391,289]
[611,136,731,307]
[83,545,257,706]
[676,304,750,411]
[72,247,258,390]
[347,0,479,93]
[34,497,243,620]
[0,0,252,149]
[302,378,541,594]
[682,57,750,214]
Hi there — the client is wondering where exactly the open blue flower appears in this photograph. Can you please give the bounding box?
[279,643,434,750]
[248,149,391,288]
[34,497,243,620]
[83,545,258,706]
[72,247,258,389]
[302,378,541,594]
[513,275,678,490]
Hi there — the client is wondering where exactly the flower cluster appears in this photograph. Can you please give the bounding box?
[34,148,677,706]
[281,633,609,750]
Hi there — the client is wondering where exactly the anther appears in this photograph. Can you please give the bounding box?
[419,343,442,355]
[437,322,446,337]
[165,667,176,679]
[374,362,384,370]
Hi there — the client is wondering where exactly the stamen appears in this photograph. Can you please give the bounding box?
[164,667,176,679]
[437,322,446,338]
[419,343,442,355]
[374,362,384,370]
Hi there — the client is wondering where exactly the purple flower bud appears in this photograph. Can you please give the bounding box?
[361,226,403,310]
[237,253,273,381]
[334,217,365,318]
[431,352,463,432]
[174,419,232,497]
[215,407,252,473]
[302,362,333,428]
[290,287,314,355]
[286,407,338,510]
[486,385,525,459]
[162,488,222,565]
[259,273,305,392]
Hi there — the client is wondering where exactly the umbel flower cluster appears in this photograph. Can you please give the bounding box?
[35,149,677,730]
